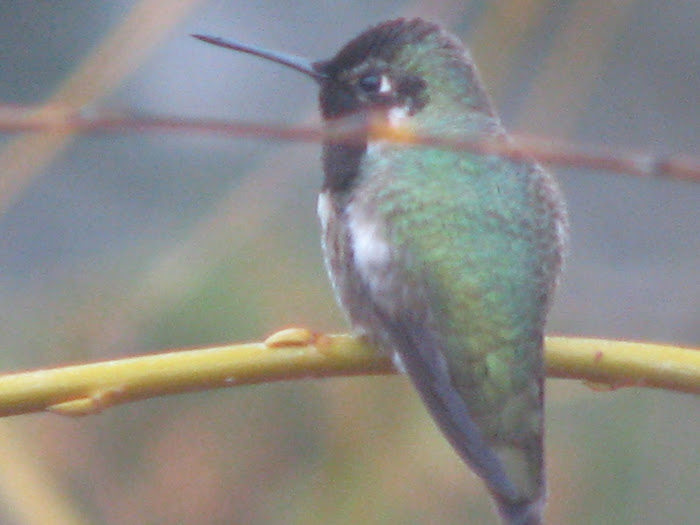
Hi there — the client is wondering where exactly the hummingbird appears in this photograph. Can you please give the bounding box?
[194,18,568,525]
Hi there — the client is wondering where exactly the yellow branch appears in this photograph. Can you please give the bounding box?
[0,331,696,418]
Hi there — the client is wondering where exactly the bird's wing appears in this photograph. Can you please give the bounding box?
[370,292,521,503]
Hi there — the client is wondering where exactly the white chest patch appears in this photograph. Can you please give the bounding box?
[317,191,332,231]
[347,203,392,291]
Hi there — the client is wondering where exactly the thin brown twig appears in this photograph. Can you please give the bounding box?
[0,105,698,182]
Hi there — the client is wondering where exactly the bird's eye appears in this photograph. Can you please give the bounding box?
[358,74,383,93]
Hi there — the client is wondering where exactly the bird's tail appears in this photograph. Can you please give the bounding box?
[494,493,545,525]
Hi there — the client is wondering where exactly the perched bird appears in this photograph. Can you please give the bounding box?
[195,18,568,525]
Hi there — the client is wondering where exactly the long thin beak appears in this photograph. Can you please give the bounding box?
[192,34,326,82]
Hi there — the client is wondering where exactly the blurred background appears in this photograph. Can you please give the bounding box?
[0,1,698,524]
